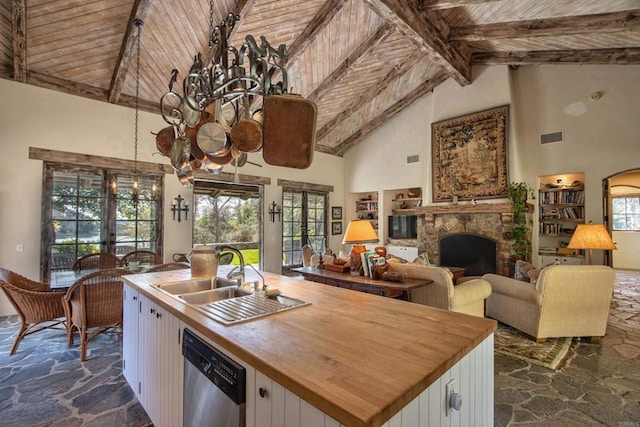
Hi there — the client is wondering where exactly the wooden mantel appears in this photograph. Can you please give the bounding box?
[415,202,517,224]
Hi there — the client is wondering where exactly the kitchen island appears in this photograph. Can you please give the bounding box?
[123,269,496,427]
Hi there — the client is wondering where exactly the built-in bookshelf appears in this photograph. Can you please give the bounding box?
[538,173,585,265]
[354,196,378,230]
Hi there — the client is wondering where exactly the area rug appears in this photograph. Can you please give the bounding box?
[494,323,579,371]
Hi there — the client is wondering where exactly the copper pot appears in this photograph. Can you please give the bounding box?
[155,126,176,157]
[230,98,263,152]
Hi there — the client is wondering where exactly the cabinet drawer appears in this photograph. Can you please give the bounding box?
[351,283,386,296]
[324,278,344,287]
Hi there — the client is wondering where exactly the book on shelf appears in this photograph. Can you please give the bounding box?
[539,247,557,254]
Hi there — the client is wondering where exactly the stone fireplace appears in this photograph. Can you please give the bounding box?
[414,203,519,277]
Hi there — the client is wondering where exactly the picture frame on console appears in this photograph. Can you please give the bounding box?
[431,105,509,202]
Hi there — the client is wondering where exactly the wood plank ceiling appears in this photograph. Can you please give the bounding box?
[1,0,639,157]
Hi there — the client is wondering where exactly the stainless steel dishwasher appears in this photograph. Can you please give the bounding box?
[182,328,246,427]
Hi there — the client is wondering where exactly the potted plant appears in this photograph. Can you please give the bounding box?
[508,182,535,261]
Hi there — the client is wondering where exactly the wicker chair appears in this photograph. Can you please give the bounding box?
[0,268,69,355]
[121,250,163,266]
[64,268,132,361]
[145,262,190,272]
[72,253,120,271]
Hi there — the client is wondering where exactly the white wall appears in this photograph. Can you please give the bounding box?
[512,65,640,266]
[0,79,344,315]
[345,64,640,268]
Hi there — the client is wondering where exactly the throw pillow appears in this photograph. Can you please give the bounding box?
[386,255,408,264]
[413,252,432,266]
[514,260,536,282]
[527,268,541,283]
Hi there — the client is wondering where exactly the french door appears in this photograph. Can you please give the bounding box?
[281,190,328,272]
[41,163,163,281]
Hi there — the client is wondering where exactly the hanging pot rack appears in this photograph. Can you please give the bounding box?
[154,1,309,187]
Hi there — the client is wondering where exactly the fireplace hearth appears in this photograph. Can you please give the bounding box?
[415,203,522,277]
[439,233,497,276]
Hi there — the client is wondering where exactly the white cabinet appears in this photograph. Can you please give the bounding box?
[124,292,183,427]
[122,285,139,395]
[386,245,418,261]
[539,255,583,266]
[254,370,340,427]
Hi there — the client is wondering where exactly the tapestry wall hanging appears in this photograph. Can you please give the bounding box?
[431,105,509,202]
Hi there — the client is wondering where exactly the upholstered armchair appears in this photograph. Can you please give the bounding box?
[387,263,492,317]
[483,265,615,342]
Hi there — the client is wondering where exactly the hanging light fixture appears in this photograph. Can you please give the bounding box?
[132,18,143,206]
[156,0,300,186]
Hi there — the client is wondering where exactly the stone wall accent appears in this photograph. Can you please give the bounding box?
[414,203,519,277]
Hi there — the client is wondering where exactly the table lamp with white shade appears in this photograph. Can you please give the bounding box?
[342,219,379,274]
[567,223,617,265]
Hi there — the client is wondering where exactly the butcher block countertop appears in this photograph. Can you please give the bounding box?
[124,269,496,427]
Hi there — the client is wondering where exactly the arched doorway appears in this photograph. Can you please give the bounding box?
[603,168,640,270]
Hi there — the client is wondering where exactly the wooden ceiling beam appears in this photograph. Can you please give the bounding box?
[315,52,423,142]
[107,0,151,104]
[452,10,640,41]
[332,72,449,156]
[284,0,345,67]
[364,0,471,85]
[419,0,500,10]
[23,70,160,113]
[471,48,640,65]
[11,0,27,83]
[308,23,392,102]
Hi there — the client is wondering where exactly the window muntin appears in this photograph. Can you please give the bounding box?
[44,164,162,279]
[613,196,640,231]
[282,190,327,270]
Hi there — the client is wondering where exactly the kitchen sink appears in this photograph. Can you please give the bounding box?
[189,293,311,325]
[154,277,311,325]
[155,277,239,295]
[178,287,252,304]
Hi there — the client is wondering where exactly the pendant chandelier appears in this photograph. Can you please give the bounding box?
[132,18,143,206]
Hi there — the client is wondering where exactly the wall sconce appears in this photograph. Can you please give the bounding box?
[268,201,281,222]
[172,194,189,222]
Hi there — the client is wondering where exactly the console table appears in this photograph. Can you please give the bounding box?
[292,267,432,301]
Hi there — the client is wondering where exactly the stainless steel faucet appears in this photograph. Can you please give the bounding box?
[217,245,245,287]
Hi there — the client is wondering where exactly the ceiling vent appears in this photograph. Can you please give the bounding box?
[406,154,420,164]
[540,131,564,145]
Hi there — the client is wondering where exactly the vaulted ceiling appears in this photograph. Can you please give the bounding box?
[2,0,639,156]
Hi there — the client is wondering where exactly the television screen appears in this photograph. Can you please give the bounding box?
[388,215,417,239]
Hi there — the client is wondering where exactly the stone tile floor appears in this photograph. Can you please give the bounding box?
[0,320,151,426]
[494,269,640,426]
[0,270,638,426]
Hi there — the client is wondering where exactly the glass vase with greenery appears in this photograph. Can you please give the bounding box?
[508,182,535,261]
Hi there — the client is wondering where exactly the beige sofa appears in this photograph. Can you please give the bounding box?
[387,263,492,317]
[483,265,615,341]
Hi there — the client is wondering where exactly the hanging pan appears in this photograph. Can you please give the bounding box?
[230,95,263,153]
[154,126,176,157]
[262,94,317,169]
[170,135,191,171]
